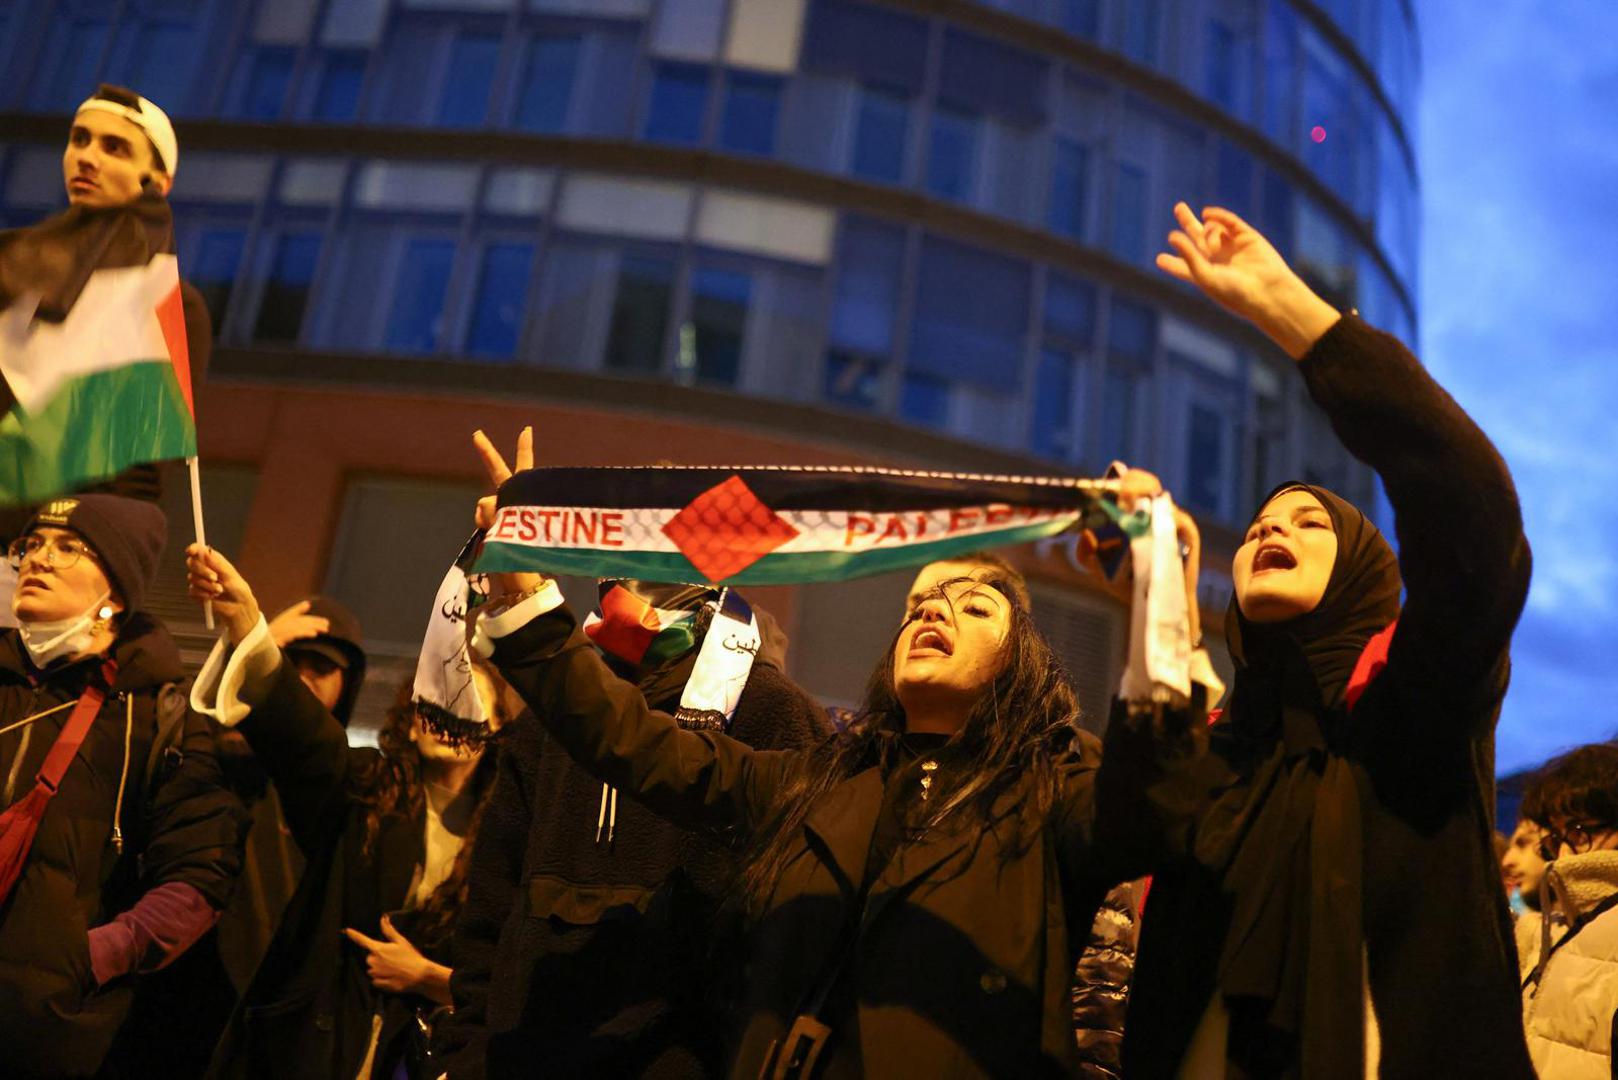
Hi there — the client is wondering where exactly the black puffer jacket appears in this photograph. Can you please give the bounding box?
[439,628,830,1079]
[1071,879,1142,1079]
[0,614,246,1077]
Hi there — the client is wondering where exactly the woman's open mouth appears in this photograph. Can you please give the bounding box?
[910,627,952,656]
[1252,544,1297,574]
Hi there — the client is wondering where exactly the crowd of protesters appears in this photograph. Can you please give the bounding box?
[0,83,1611,1080]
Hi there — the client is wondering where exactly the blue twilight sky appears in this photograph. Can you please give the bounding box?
[1417,0,1618,772]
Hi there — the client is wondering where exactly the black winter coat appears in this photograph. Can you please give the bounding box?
[206,659,425,1080]
[438,659,829,1079]
[484,609,1165,1078]
[0,615,245,1078]
[1121,316,1536,1077]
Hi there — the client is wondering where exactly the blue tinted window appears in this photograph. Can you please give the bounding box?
[1044,273,1096,341]
[1215,141,1254,219]
[31,19,109,110]
[1032,348,1075,458]
[1186,403,1224,513]
[1109,163,1148,264]
[1207,21,1238,113]
[939,30,1047,127]
[1262,0,1298,148]
[687,267,750,386]
[255,234,322,343]
[719,72,781,155]
[908,236,1029,394]
[900,372,949,428]
[926,106,978,201]
[125,23,200,114]
[516,35,580,133]
[1122,0,1162,66]
[824,352,884,410]
[605,255,674,373]
[238,48,294,120]
[1261,170,1295,258]
[1099,364,1135,464]
[189,229,246,332]
[1109,297,1155,362]
[1048,139,1088,240]
[385,238,456,352]
[1061,0,1101,39]
[439,34,500,127]
[313,53,367,121]
[852,85,908,183]
[466,243,533,358]
[801,0,928,92]
[644,63,709,145]
[829,218,905,354]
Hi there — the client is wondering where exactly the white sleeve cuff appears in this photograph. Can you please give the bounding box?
[189,616,281,727]
[470,580,566,659]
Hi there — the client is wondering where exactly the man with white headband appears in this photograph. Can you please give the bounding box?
[64,84,180,207]
[0,84,213,617]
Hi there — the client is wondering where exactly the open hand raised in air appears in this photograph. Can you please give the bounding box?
[1155,202,1340,360]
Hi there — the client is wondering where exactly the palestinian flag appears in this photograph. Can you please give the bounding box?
[0,198,196,506]
[583,580,715,666]
[477,465,1120,586]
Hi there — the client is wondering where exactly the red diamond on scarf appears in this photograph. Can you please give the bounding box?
[663,474,799,582]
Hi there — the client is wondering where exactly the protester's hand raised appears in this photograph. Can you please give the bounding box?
[185,544,262,645]
[1154,202,1340,359]
[1073,468,1202,646]
[472,425,533,531]
[472,426,545,603]
[267,600,331,649]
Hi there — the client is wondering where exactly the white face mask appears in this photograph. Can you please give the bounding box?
[18,591,114,667]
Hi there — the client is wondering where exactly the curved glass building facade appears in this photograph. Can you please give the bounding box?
[0,0,1419,715]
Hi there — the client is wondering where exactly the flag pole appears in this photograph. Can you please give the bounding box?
[187,455,214,631]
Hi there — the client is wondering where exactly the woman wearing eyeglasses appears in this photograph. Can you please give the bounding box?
[0,493,245,1078]
[1517,744,1618,1078]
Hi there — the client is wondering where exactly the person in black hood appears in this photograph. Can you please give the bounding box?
[188,544,509,1080]
[0,493,246,1078]
[270,596,369,727]
[117,593,371,1078]
[1113,203,1535,1078]
[436,580,830,1079]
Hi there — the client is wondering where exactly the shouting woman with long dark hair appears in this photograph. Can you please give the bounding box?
[458,431,1195,1079]
[1116,204,1537,1078]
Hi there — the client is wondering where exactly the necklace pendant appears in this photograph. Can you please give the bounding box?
[920,759,938,801]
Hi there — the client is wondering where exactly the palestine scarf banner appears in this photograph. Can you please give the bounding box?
[478,465,1120,585]
[0,200,196,506]
[411,533,493,750]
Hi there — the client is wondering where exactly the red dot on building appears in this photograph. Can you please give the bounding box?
[1310,125,1328,144]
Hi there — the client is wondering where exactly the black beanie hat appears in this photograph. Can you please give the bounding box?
[24,494,167,612]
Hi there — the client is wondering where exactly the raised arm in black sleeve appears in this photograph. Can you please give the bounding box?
[1300,315,1532,727]
[486,601,794,835]
[233,660,355,855]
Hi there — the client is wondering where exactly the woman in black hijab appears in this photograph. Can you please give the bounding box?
[1119,204,1536,1078]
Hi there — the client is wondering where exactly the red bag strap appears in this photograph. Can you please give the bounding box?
[34,659,118,794]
